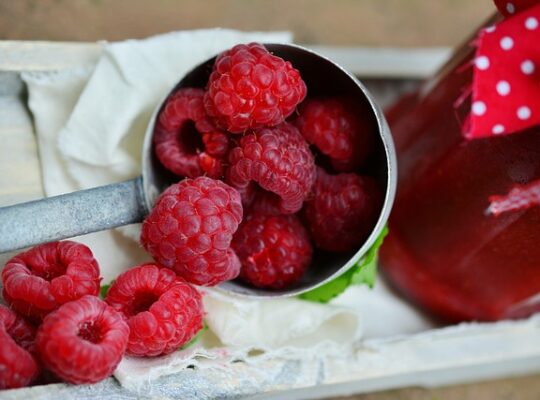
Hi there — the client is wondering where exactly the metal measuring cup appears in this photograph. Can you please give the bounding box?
[0,43,397,297]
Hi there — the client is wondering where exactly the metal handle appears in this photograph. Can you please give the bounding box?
[0,177,148,253]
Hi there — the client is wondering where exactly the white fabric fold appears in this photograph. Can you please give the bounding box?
[202,288,363,349]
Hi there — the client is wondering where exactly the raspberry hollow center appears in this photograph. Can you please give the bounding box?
[128,292,160,316]
[179,120,204,155]
[78,321,103,344]
[31,255,67,281]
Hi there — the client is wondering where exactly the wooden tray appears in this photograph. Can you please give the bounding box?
[1,42,539,400]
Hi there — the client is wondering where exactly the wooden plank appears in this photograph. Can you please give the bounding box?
[0,40,449,78]
[0,0,493,48]
[310,46,451,78]
[0,41,103,71]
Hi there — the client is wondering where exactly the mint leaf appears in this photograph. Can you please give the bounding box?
[351,226,388,288]
[299,268,355,303]
[180,322,208,350]
[299,226,389,303]
[99,280,115,299]
[351,253,378,288]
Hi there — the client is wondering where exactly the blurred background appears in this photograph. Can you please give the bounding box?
[0,0,493,47]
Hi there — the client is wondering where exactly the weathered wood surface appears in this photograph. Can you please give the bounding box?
[0,40,450,78]
[0,0,492,48]
[1,43,539,400]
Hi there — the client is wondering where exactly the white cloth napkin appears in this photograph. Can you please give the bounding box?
[21,29,431,389]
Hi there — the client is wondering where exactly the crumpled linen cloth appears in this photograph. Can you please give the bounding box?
[21,29,431,390]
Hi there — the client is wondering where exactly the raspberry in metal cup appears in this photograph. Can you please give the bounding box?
[0,44,396,297]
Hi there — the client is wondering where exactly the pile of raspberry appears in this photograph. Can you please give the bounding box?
[146,42,383,291]
[0,241,204,388]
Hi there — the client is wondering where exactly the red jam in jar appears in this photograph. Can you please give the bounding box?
[380,39,540,322]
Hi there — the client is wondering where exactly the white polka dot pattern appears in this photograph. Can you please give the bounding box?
[494,0,539,17]
[472,101,487,116]
[492,124,505,134]
[525,17,538,29]
[517,106,531,120]
[507,2,516,14]
[521,60,535,74]
[500,36,514,50]
[466,1,540,139]
[475,56,490,70]
[496,80,511,95]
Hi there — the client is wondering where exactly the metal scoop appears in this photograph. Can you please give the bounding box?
[0,43,397,297]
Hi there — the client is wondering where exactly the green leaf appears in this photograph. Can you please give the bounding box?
[298,267,355,303]
[299,226,389,303]
[180,322,208,350]
[99,280,115,299]
[351,225,388,288]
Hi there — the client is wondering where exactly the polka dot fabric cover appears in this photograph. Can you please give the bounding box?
[466,1,540,139]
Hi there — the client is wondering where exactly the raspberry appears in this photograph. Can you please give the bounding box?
[248,190,284,216]
[232,212,312,289]
[141,177,243,286]
[2,241,101,321]
[36,295,129,384]
[304,168,383,252]
[0,305,39,389]
[204,43,307,133]
[154,88,231,179]
[294,97,372,172]
[227,123,316,214]
[105,264,203,357]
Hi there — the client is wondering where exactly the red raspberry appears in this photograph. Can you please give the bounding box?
[0,305,39,389]
[105,264,203,357]
[141,177,243,286]
[204,43,307,133]
[248,190,284,216]
[227,123,316,214]
[304,168,383,252]
[232,212,312,289]
[154,88,231,179]
[294,97,372,172]
[36,295,129,384]
[2,241,101,321]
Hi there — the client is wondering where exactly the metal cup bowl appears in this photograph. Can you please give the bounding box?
[143,43,397,297]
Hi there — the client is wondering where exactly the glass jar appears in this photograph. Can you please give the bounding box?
[380,20,540,322]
